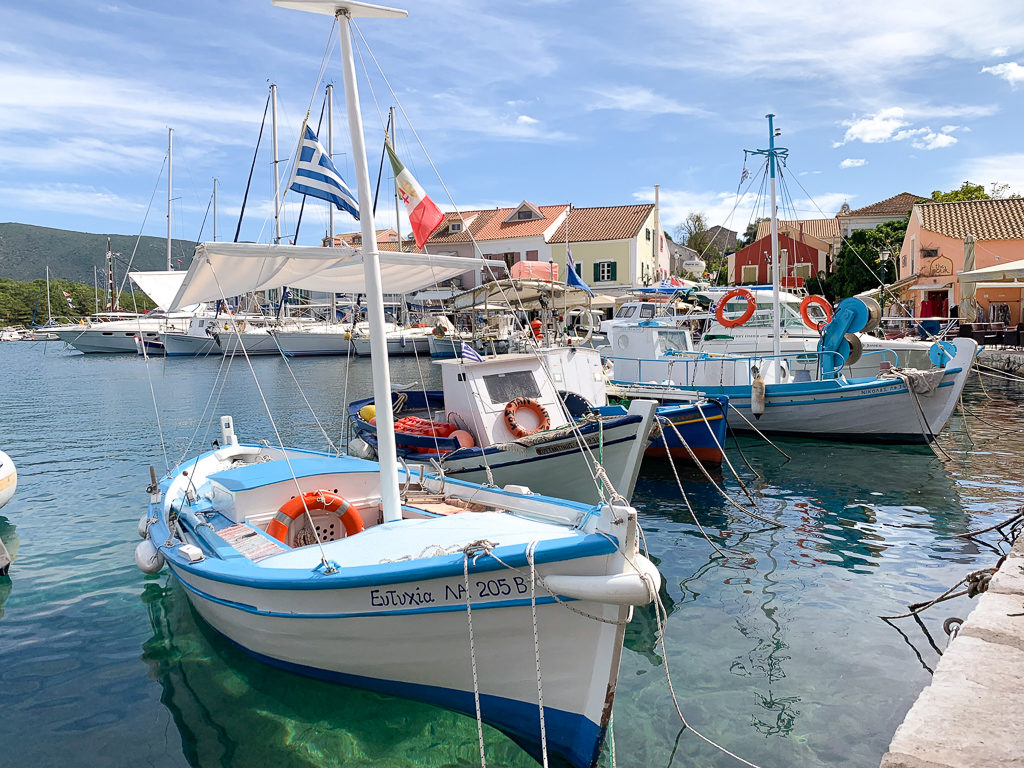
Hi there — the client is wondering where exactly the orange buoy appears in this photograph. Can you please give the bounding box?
[503,397,551,438]
[266,490,363,544]
[715,288,757,328]
[799,294,833,330]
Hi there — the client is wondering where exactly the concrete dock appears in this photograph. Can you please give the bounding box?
[880,532,1024,768]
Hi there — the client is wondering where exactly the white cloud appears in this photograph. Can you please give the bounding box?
[956,153,1024,195]
[981,61,1024,86]
[586,86,706,116]
[0,184,146,220]
[835,108,909,145]
[516,115,539,126]
[840,158,867,168]
[836,108,962,150]
[913,131,958,150]
[992,47,1010,57]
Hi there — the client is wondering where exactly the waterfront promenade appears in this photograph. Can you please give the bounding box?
[881,527,1024,768]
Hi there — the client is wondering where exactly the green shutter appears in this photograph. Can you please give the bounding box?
[593,263,601,282]
[610,262,617,281]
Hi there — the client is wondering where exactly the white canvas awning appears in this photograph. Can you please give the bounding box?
[168,242,503,310]
[958,258,1024,284]
[128,270,189,310]
[973,281,1024,290]
[909,277,955,291]
[452,278,597,311]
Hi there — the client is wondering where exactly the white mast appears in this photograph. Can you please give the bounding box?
[213,177,218,242]
[327,83,335,246]
[46,265,52,323]
[767,114,781,357]
[275,0,409,523]
[389,105,402,246]
[271,84,282,245]
[167,128,173,271]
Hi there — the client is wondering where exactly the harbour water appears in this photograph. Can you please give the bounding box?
[1,342,1022,767]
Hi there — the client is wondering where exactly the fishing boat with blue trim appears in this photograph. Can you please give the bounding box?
[134,3,662,767]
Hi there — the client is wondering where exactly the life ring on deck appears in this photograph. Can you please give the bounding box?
[715,288,757,328]
[800,295,833,330]
[503,397,550,438]
[267,490,364,544]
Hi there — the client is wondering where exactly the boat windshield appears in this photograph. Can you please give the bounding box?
[656,330,692,354]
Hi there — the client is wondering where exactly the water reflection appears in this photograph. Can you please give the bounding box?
[0,516,17,619]
[140,581,535,768]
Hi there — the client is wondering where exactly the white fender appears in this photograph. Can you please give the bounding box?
[543,554,661,606]
[138,514,153,539]
[751,374,766,418]
[135,539,165,574]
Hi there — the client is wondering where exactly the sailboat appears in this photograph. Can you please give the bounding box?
[134,4,661,768]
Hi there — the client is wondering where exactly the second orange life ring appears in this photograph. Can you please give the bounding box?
[799,294,833,330]
[503,397,550,438]
[715,288,757,328]
[267,490,364,544]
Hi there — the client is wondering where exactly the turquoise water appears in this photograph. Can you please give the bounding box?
[1,342,1022,767]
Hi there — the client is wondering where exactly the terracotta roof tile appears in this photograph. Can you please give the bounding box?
[755,218,841,242]
[548,204,654,242]
[838,192,928,218]
[916,198,1024,240]
[425,203,567,244]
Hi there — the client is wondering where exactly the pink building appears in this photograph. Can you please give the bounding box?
[899,198,1024,323]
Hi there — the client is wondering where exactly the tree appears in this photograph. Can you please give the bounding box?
[674,211,724,280]
[931,182,989,202]
[823,217,908,301]
[738,218,768,249]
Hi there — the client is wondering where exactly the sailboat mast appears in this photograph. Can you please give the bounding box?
[213,178,218,242]
[46,265,52,323]
[167,128,173,271]
[327,83,335,245]
[767,114,781,357]
[271,83,282,245]
[336,6,405,523]
[389,106,402,246]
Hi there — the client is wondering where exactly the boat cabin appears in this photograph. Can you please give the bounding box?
[440,354,572,448]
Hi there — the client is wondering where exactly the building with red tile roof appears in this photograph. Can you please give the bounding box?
[836,192,929,238]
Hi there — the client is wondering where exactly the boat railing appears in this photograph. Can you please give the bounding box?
[608,347,855,386]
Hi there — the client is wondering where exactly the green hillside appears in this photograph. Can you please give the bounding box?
[0,222,196,283]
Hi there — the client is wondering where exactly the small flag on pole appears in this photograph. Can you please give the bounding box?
[62,290,75,309]
[386,143,444,248]
[460,341,483,362]
[289,125,359,219]
[566,249,594,297]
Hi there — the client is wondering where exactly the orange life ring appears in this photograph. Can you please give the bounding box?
[715,288,757,328]
[799,295,833,330]
[503,397,550,438]
[266,490,364,544]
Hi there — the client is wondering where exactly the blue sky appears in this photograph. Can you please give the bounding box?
[2,0,1023,253]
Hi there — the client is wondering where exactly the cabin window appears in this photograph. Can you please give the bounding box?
[483,371,541,404]
[639,304,655,319]
[921,248,938,259]
[615,305,636,318]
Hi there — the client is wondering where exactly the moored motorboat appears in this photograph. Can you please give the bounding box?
[0,449,16,512]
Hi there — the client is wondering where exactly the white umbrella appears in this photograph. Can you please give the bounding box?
[958,234,978,322]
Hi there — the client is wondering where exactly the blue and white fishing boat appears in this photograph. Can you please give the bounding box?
[604,115,977,444]
[134,5,661,767]
[0,449,16,511]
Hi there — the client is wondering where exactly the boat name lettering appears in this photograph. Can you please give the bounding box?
[369,586,436,608]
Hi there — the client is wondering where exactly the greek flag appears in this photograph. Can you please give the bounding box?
[566,249,594,297]
[289,125,359,219]
[461,341,483,362]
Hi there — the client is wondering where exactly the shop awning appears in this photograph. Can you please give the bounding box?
[909,277,955,291]
[959,258,1024,284]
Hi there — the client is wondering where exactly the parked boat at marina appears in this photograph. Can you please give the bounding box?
[135,5,661,766]
[0,449,16,512]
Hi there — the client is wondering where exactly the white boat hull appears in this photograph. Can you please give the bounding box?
[0,450,16,510]
[352,334,431,357]
[162,332,221,356]
[272,330,354,356]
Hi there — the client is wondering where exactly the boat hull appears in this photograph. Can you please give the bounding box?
[272,330,354,356]
[352,335,431,357]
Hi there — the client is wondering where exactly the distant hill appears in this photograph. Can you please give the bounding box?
[0,222,197,283]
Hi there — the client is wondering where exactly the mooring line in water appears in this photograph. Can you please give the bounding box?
[664,421,785,529]
[879,567,996,621]
[956,394,977,448]
[650,585,768,768]
[657,429,728,559]
[727,424,763,481]
[723,404,791,462]
[954,508,1024,540]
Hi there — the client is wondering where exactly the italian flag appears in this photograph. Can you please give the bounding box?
[386,144,445,248]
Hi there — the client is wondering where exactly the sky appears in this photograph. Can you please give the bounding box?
[2,0,1024,258]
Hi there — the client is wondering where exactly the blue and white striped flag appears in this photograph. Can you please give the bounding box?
[461,341,483,362]
[289,125,359,219]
